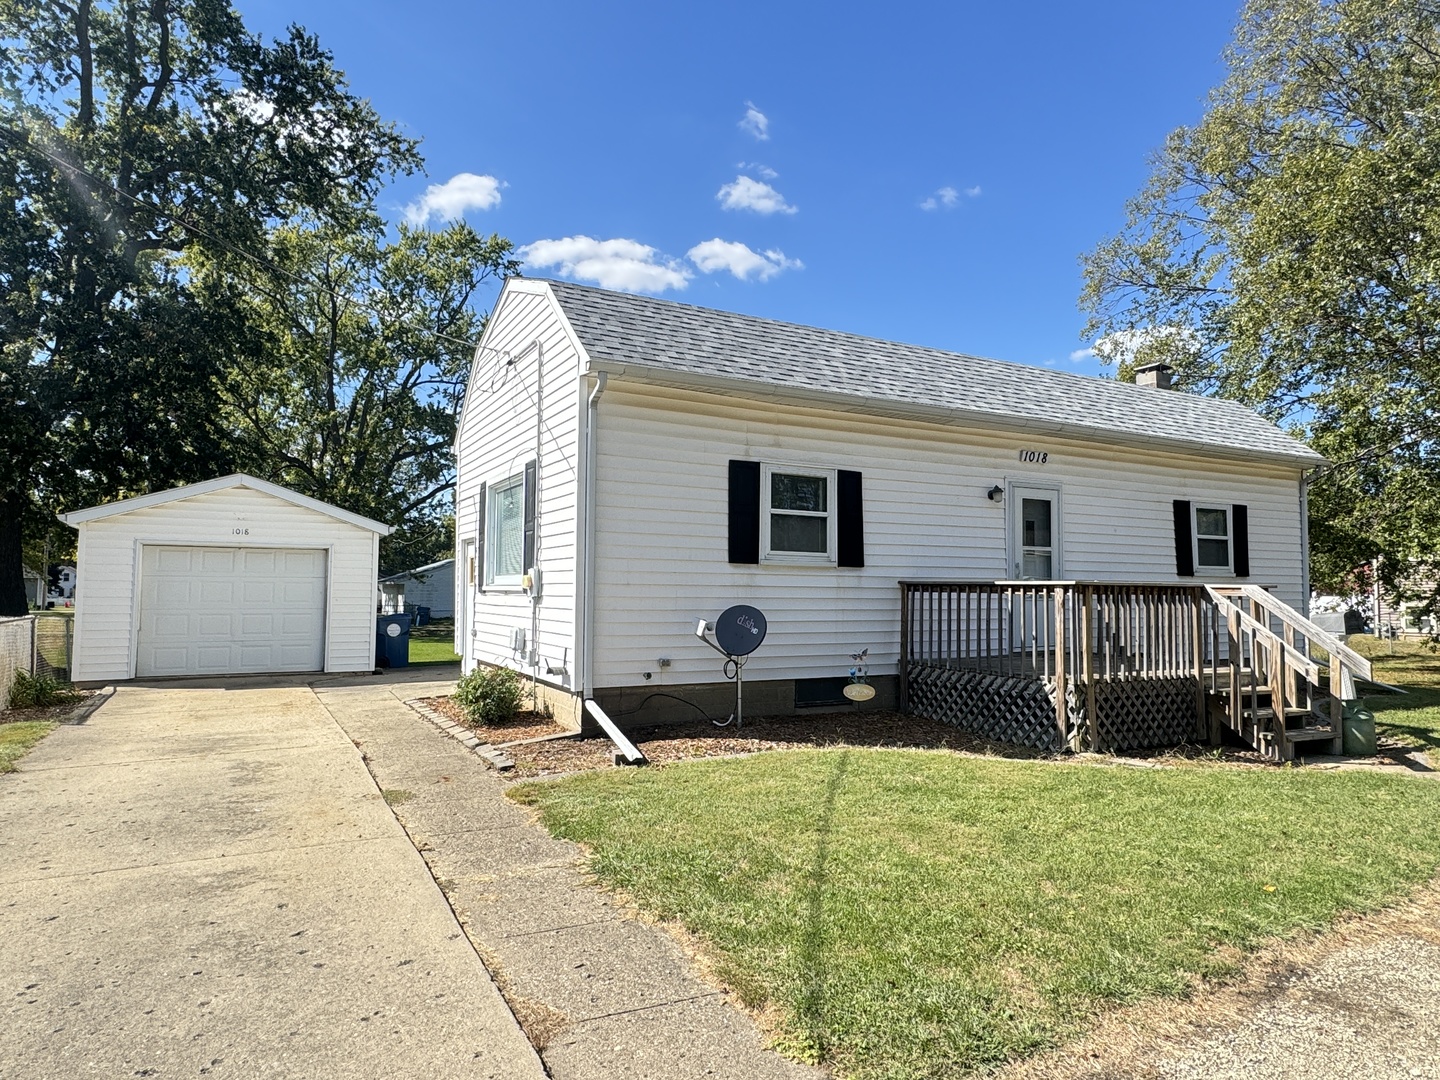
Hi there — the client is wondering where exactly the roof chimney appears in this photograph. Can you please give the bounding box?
[1134,362,1175,390]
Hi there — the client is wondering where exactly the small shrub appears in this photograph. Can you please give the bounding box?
[452,665,524,726]
[8,671,79,710]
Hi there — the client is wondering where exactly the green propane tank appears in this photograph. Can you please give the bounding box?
[1341,701,1377,757]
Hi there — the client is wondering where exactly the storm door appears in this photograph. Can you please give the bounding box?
[1009,485,1062,580]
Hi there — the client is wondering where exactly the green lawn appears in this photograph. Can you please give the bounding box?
[512,750,1440,1078]
[409,617,460,666]
[1350,634,1440,764]
[0,721,57,772]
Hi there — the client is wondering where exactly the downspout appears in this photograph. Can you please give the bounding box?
[531,341,543,695]
[1299,467,1312,617]
[581,371,607,699]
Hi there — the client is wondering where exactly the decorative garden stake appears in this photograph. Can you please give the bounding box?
[843,647,875,702]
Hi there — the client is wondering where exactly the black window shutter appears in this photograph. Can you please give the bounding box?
[475,481,487,590]
[523,460,538,571]
[1232,503,1250,577]
[1173,500,1194,577]
[837,470,865,568]
[728,460,761,564]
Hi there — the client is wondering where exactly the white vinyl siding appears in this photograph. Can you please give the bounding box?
[590,382,1306,689]
[70,486,380,681]
[453,282,583,681]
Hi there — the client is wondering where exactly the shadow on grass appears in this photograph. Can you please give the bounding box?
[795,749,851,1059]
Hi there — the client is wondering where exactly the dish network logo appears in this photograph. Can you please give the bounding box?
[732,613,761,635]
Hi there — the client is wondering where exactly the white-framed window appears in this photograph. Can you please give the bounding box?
[1194,505,1232,572]
[485,472,526,586]
[761,463,836,563]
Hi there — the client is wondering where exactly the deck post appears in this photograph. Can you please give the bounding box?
[1082,585,1098,752]
[898,584,911,711]
[1192,588,1209,742]
[1228,606,1242,740]
[1053,585,1069,750]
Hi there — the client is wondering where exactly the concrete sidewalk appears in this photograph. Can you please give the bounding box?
[317,676,821,1080]
[0,677,544,1080]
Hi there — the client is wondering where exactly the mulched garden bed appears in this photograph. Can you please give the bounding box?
[417,696,572,745]
[421,695,1374,779]
[502,709,1047,778]
[1,688,100,725]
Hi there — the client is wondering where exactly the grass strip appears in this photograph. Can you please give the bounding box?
[513,749,1440,1078]
[1351,634,1440,764]
[409,618,460,666]
[0,721,58,773]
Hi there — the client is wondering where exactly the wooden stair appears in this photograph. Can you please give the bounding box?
[1204,586,1370,762]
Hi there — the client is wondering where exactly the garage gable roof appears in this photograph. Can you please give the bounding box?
[58,474,394,535]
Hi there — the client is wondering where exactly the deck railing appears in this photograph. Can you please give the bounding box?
[898,580,1365,758]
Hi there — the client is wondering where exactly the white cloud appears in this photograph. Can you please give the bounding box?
[717,175,797,214]
[920,186,960,211]
[687,238,802,281]
[920,184,981,211]
[739,101,770,141]
[1069,347,1096,362]
[518,235,691,293]
[736,161,778,180]
[403,173,504,227]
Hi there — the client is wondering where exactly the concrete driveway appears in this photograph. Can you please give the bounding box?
[0,675,543,1080]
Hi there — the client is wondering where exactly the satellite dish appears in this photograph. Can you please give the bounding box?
[714,605,767,657]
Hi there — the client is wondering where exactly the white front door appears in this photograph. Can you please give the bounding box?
[136,546,327,677]
[1009,485,1062,580]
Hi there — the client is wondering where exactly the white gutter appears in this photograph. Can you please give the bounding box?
[579,371,607,698]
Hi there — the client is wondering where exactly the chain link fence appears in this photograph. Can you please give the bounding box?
[0,614,74,711]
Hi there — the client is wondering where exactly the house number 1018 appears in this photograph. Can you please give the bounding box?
[1017,450,1049,464]
[233,528,249,535]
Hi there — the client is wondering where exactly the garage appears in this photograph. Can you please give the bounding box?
[61,474,391,682]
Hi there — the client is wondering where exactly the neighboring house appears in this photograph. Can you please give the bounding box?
[454,279,1324,732]
[59,474,392,682]
[48,564,77,602]
[378,559,455,619]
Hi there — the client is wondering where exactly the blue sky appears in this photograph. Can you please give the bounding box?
[244,1,1242,376]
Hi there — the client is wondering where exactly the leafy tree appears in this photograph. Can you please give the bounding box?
[1080,0,1440,608]
[200,219,518,573]
[0,0,421,614]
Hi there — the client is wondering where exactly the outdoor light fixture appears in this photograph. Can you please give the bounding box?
[987,485,1005,502]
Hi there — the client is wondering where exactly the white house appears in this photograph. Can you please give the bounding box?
[378,558,455,619]
[60,474,391,682]
[454,279,1325,735]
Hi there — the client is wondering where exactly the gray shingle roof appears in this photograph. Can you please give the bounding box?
[541,279,1322,466]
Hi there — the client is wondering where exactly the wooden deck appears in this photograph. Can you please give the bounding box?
[898,580,1372,758]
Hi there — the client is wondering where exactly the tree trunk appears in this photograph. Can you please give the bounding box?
[0,492,30,617]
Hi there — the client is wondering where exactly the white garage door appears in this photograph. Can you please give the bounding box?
[137,546,327,677]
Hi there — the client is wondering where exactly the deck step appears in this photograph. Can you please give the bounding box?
[1285,727,1340,742]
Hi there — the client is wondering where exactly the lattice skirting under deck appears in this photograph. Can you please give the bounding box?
[905,663,1073,752]
[1092,676,1200,751]
[906,663,1198,753]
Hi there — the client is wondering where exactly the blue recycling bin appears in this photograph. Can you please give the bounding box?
[376,614,412,668]
[414,606,431,627]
